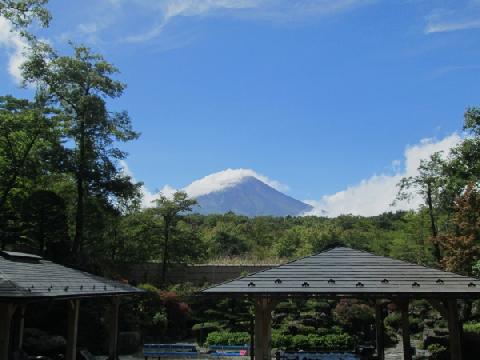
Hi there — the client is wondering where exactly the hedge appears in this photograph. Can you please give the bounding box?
[205,331,249,346]
[464,322,480,334]
[206,331,353,351]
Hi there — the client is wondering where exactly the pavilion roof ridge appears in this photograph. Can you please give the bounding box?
[201,245,480,298]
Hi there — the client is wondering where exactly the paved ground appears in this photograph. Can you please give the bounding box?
[385,338,429,360]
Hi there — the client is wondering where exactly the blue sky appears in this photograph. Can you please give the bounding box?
[0,0,479,215]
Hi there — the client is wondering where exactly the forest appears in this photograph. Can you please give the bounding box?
[1,1,480,358]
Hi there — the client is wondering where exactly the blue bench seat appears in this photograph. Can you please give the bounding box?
[144,344,199,359]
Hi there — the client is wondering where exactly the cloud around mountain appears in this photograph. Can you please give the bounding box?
[127,132,461,216]
[183,168,289,198]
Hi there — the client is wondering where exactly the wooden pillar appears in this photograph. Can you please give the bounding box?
[250,315,255,360]
[446,299,462,360]
[399,300,412,360]
[13,305,25,351]
[0,303,16,360]
[375,301,385,360]
[108,297,121,360]
[254,297,275,360]
[66,299,80,360]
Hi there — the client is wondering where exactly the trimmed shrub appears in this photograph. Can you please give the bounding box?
[205,331,249,346]
[272,331,354,351]
[427,343,448,360]
[192,322,224,344]
[384,312,401,329]
[464,322,480,334]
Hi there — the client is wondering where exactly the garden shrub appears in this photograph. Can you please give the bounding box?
[334,299,374,335]
[272,332,353,351]
[464,322,480,334]
[205,331,249,346]
[384,326,399,347]
[384,312,401,329]
[192,322,224,344]
[291,335,310,349]
[427,343,448,360]
[272,332,293,349]
[408,316,423,333]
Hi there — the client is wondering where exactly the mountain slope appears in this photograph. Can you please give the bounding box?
[193,176,312,217]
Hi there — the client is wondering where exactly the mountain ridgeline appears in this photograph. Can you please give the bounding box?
[193,176,313,217]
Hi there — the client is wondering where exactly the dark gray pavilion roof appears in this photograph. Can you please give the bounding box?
[202,247,480,298]
[0,251,143,301]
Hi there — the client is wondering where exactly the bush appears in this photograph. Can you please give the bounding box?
[464,322,480,334]
[334,299,374,334]
[384,312,401,329]
[409,316,423,333]
[272,332,293,349]
[205,331,249,346]
[428,343,448,360]
[138,283,159,293]
[271,331,353,351]
[311,333,353,350]
[192,322,224,344]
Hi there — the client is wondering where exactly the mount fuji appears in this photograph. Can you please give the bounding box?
[182,170,312,217]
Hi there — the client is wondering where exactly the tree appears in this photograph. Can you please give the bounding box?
[22,45,141,260]
[153,191,197,284]
[396,152,446,261]
[435,182,480,275]
[0,0,50,28]
[0,95,62,248]
[442,107,480,194]
[22,190,70,260]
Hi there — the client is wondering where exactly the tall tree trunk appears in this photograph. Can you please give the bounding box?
[427,183,440,262]
[161,217,170,284]
[72,119,86,258]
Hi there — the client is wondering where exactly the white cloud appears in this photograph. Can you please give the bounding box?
[0,17,29,84]
[304,133,462,217]
[184,168,288,198]
[120,160,160,207]
[426,19,480,34]
[123,134,462,215]
[123,0,261,43]
[122,164,289,208]
[122,0,375,43]
[425,4,480,34]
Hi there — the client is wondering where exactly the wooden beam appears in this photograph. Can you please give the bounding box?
[375,301,385,360]
[399,300,412,360]
[108,297,121,360]
[0,303,16,360]
[254,297,275,360]
[66,299,80,360]
[446,299,462,360]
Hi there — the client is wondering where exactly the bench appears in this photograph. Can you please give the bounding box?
[208,345,249,356]
[144,343,199,359]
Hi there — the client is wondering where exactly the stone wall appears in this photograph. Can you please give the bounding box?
[117,263,275,286]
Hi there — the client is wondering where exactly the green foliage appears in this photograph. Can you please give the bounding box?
[138,283,159,293]
[205,331,250,346]
[271,332,354,351]
[0,95,63,249]
[334,299,374,335]
[22,190,70,260]
[463,322,480,334]
[0,0,51,28]
[427,343,448,360]
[22,44,141,262]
